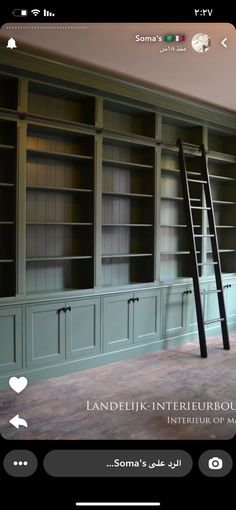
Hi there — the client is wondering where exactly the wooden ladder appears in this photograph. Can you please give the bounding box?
[177,138,230,358]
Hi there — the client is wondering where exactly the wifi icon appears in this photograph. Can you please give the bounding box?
[31,9,40,16]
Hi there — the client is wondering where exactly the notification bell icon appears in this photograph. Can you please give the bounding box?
[7,38,17,49]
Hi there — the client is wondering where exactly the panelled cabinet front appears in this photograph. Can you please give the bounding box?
[26,298,101,367]
[65,297,101,359]
[26,302,66,367]
[163,285,208,338]
[133,290,161,343]
[103,290,161,353]
[103,293,133,352]
[163,285,189,338]
[224,279,236,324]
[0,306,23,374]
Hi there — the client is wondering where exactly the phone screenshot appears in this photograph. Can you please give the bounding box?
[0,6,235,509]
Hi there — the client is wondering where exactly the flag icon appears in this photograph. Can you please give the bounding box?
[175,35,185,42]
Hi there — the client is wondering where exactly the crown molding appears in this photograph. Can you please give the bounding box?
[0,45,235,130]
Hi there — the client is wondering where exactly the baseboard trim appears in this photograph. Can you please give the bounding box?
[0,322,235,390]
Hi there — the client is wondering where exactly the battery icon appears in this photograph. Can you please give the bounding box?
[12,9,28,17]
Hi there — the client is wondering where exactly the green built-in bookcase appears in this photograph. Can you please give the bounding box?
[0,49,236,390]
[0,72,236,297]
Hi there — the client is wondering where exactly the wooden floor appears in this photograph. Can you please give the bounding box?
[1,333,236,440]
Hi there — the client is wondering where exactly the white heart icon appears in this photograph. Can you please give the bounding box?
[9,376,28,394]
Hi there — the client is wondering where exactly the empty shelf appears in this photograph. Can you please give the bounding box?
[27,148,93,161]
[26,255,92,261]
[161,196,183,201]
[27,222,93,226]
[219,249,236,253]
[102,253,153,258]
[103,159,153,169]
[27,185,93,193]
[215,225,236,229]
[0,143,15,150]
[102,223,153,227]
[208,151,236,164]
[213,200,235,205]
[103,191,153,198]
[161,167,179,174]
[209,174,235,182]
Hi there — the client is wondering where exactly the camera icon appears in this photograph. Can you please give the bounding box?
[208,457,223,470]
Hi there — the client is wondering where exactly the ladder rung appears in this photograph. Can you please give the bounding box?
[198,261,218,266]
[187,171,202,176]
[204,318,225,325]
[188,179,207,184]
[191,206,211,210]
[194,234,214,237]
[201,289,222,295]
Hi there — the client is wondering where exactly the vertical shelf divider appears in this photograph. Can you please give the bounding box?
[17,120,27,295]
[94,97,103,288]
[154,112,162,283]
[17,78,28,295]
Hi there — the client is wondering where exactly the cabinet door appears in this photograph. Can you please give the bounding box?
[66,298,100,359]
[225,280,236,325]
[26,302,65,367]
[133,290,161,344]
[0,306,23,374]
[103,293,133,352]
[163,286,188,338]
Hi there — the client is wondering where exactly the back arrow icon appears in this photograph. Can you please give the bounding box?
[221,38,228,48]
[9,414,28,429]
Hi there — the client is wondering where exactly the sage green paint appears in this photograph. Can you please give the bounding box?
[26,301,66,367]
[65,298,101,359]
[133,290,161,344]
[103,292,133,352]
[0,306,23,373]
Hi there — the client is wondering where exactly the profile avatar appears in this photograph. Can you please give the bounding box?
[191,33,211,53]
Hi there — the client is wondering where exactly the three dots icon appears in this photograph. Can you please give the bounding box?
[13,460,28,466]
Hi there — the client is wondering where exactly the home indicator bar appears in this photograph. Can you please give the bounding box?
[75,504,161,507]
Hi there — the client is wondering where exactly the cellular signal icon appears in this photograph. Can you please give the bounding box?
[43,9,55,17]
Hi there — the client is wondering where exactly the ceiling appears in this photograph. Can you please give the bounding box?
[1,22,236,112]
